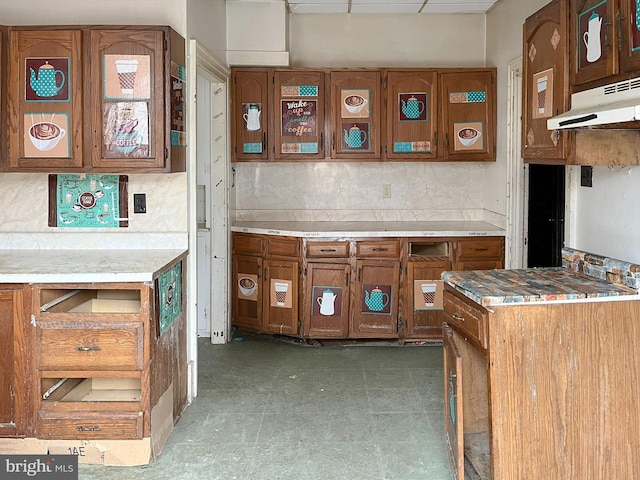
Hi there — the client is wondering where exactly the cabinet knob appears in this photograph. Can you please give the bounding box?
[76,426,101,432]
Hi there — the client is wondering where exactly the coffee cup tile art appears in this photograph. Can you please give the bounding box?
[457,127,480,147]
[29,121,66,151]
[344,94,367,114]
[238,277,257,296]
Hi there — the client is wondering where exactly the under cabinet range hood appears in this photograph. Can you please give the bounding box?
[548,76,640,130]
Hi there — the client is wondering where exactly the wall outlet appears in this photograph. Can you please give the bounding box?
[382,184,391,198]
[133,193,147,213]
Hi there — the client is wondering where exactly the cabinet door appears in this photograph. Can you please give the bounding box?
[571,0,619,85]
[7,29,83,170]
[232,255,263,331]
[619,0,640,73]
[274,70,325,160]
[232,69,271,161]
[406,260,451,339]
[263,259,299,336]
[302,262,350,338]
[385,70,438,160]
[522,0,572,163]
[330,70,381,160]
[351,259,399,337]
[440,70,496,161]
[443,324,464,480]
[0,288,25,437]
[89,29,166,170]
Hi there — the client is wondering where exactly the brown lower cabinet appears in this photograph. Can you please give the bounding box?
[232,232,504,340]
[443,283,640,479]
[0,255,187,462]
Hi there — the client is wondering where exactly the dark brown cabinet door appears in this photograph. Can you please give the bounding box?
[619,0,640,73]
[406,260,451,338]
[302,263,350,338]
[89,29,166,170]
[7,29,83,170]
[263,259,299,336]
[274,70,325,160]
[351,259,399,337]
[232,69,271,161]
[440,70,496,161]
[0,288,27,437]
[232,254,263,331]
[443,324,464,480]
[571,0,619,85]
[523,0,572,163]
[330,70,381,160]
[385,70,438,161]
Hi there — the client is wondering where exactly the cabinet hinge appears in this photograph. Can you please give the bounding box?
[164,148,169,160]
[30,314,37,327]
[164,38,168,51]
[303,266,307,276]
[397,317,404,331]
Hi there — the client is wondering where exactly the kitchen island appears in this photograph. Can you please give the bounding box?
[442,249,640,479]
[231,221,505,340]
[0,248,188,466]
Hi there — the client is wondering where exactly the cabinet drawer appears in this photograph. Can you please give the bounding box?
[306,241,350,258]
[356,240,400,258]
[456,239,503,260]
[443,291,487,349]
[37,412,143,440]
[267,237,299,258]
[38,325,143,370]
[233,233,263,255]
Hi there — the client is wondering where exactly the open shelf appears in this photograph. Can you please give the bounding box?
[42,377,141,403]
[409,241,449,257]
[39,288,141,314]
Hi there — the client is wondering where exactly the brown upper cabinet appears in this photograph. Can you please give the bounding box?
[522,0,572,164]
[5,26,185,173]
[385,70,438,161]
[329,70,382,160]
[274,70,326,160]
[571,0,640,87]
[230,67,497,163]
[439,70,496,162]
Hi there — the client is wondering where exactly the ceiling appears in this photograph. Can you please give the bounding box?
[284,0,500,14]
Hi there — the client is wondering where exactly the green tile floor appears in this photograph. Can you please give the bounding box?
[79,335,453,480]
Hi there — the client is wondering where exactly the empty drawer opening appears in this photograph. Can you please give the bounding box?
[409,241,449,257]
[42,377,142,403]
[39,289,141,314]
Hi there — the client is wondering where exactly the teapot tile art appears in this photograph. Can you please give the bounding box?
[25,58,69,101]
[361,284,392,314]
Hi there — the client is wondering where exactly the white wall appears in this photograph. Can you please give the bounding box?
[187,0,228,61]
[233,12,499,224]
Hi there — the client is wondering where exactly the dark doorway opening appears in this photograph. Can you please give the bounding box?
[527,164,565,267]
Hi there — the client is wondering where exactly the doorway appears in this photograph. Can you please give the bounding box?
[526,164,565,267]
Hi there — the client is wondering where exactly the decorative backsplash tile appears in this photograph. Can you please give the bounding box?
[48,174,128,228]
[562,247,640,291]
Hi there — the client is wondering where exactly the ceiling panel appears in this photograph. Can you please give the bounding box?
[284,0,499,13]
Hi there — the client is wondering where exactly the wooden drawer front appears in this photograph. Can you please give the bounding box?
[306,241,350,258]
[37,412,143,440]
[456,239,503,260]
[356,241,400,258]
[233,233,263,255]
[267,237,299,258]
[443,291,487,349]
[38,325,143,370]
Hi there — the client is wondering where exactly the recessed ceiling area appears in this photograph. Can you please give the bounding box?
[284,0,500,14]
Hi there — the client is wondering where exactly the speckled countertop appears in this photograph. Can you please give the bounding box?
[442,267,640,307]
[231,221,505,238]
[0,249,187,283]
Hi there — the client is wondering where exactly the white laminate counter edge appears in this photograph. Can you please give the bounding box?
[0,249,187,284]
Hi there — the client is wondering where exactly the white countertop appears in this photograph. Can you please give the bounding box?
[231,221,505,238]
[0,249,187,283]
